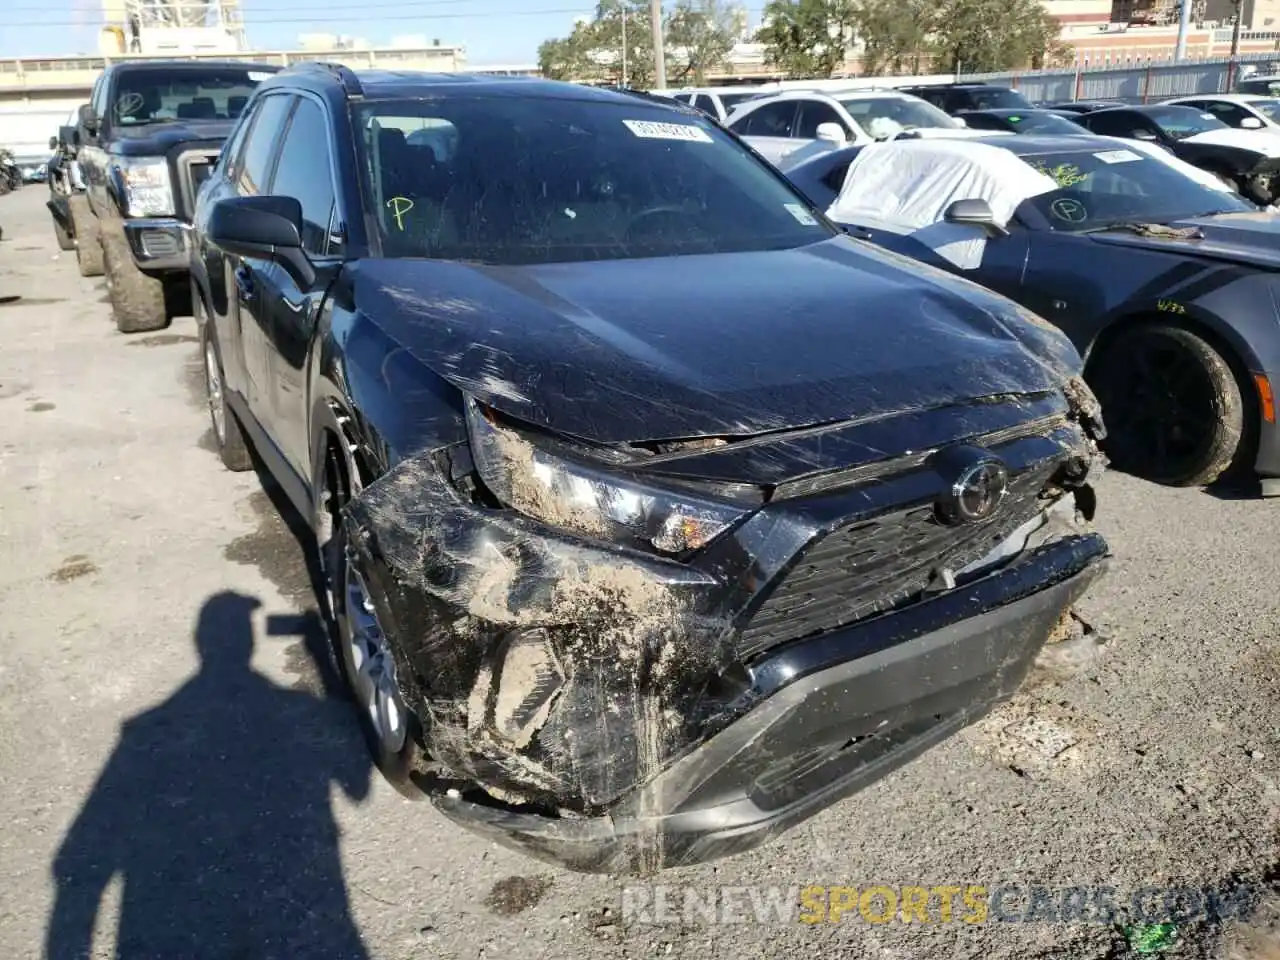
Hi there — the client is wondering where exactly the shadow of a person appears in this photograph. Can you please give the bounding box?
[46,591,372,960]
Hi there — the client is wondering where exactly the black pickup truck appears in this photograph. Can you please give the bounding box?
[73,59,279,332]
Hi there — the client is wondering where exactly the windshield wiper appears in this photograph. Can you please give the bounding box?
[1082,220,1204,239]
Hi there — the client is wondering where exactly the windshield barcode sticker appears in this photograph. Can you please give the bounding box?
[784,203,818,225]
[623,120,713,143]
[1094,149,1142,164]
[248,71,274,81]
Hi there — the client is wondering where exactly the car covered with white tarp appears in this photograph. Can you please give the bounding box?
[818,133,1280,493]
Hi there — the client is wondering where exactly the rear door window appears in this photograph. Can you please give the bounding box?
[732,100,798,136]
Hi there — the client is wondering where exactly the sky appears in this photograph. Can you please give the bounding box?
[0,0,767,65]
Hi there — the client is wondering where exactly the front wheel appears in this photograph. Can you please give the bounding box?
[101,229,168,333]
[316,458,422,796]
[1089,323,1246,486]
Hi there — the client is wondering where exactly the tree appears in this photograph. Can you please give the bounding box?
[537,0,743,86]
[931,0,1065,74]
[755,0,859,78]
[854,0,933,75]
[666,0,746,84]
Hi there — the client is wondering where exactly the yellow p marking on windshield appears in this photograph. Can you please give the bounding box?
[387,196,414,231]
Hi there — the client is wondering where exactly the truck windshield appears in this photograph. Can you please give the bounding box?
[111,67,272,126]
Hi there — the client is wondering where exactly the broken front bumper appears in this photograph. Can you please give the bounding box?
[429,533,1106,873]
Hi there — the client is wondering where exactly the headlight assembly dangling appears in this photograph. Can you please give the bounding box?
[464,398,747,554]
[110,157,174,217]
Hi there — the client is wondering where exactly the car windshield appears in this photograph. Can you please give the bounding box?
[717,92,759,110]
[1145,105,1229,139]
[1018,147,1251,232]
[111,67,271,125]
[1247,97,1280,120]
[969,88,1033,110]
[1003,112,1085,134]
[354,95,833,265]
[838,96,959,137]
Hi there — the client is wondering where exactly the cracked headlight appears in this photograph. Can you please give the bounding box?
[110,157,174,217]
[466,398,748,554]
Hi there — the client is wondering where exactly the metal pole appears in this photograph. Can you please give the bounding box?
[1231,0,1243,57]
[1175,0,1192,60]
[650,0,666,89]
[621,6,628,87]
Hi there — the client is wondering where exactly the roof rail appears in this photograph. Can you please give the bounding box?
[280,60,363,97]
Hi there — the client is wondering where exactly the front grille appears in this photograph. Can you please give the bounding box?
[738,461,1058,658]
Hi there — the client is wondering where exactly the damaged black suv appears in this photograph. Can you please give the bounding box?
[191,63,1109,873]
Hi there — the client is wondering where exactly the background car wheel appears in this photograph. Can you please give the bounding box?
[101,229,168,333]
[198,319,252,472]
[316,454,422,796]
[52,216,75,251]
[68,195,103,277]
[1090,322,1245,487]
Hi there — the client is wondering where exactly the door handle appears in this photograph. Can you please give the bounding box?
[233,264,254,301]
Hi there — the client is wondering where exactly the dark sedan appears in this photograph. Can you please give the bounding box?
[957,108,1088,135]
[190,66,1107,873]
[820,133,1280,491]
[1041,100,1126,115]
[1075,104,1280,203]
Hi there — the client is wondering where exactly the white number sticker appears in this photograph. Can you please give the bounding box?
[622,119,713,143]
[1094,149,1142,164]
[784,203,818,225]
[248,71,274,82]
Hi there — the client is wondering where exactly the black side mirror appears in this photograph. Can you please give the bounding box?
[49,136,58,151]
[77,104,98,137]
[209,195,314,287]
[943,198,1008,237]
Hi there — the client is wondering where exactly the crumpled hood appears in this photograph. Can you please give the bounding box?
[1090,209,1280,269]
[1184,127,1280,157]
[349,238,1081,445]
[111,119,236,156]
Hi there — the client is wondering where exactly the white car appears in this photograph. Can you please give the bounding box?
[724,89,964,165]
[1165,93,1280,135]
[668,86,774,124]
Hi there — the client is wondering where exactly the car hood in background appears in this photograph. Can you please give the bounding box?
[1184,127,1280,156]
[112,119,237,156]
[348,240,1080,446]
[1090,209,1280,268]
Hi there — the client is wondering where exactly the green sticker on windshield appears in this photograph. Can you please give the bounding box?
[1008,115,1023,122]
[1030,160,1087,188]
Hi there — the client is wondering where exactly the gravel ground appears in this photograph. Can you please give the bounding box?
[0,185,1277,960]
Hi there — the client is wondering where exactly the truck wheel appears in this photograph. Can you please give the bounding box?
[101,229,168,333]
[52,215,75,252]
[68,195,103,277]
[1089,323,1245,487]
[198,314,253,472]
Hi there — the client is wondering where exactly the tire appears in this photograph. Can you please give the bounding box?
[68,195,103,277]
[198,314,253,472]
[52,215,75,251]
[316,449,422,796]
[101,227,168,333]
[1089,322,1245,487]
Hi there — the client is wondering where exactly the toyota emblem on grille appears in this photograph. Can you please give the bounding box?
[932,447,1009,525]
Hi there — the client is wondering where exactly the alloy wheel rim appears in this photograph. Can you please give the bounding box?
[344,554,406,753]
[1108,340,1215,476]
[204,341,226,444]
